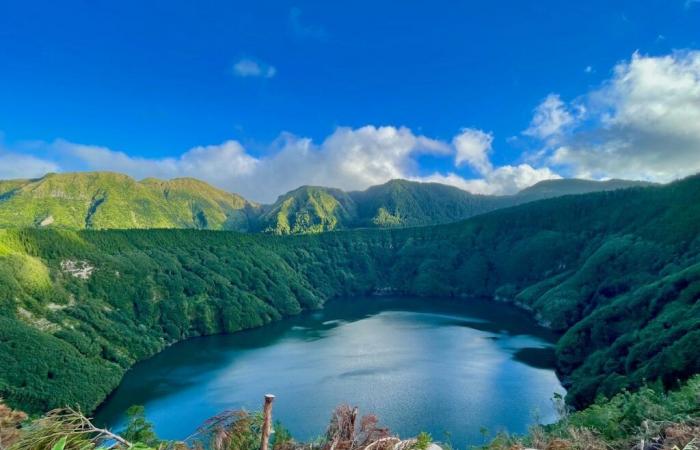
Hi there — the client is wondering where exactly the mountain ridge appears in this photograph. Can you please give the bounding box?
[0,171,651,233]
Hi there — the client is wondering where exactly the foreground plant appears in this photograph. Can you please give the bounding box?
[2,406,157,450]
[479,375,700,450]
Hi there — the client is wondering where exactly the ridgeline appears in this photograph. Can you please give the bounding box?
[0,172,647,233]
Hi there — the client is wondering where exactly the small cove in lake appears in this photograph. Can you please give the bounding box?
[95,296,565,447]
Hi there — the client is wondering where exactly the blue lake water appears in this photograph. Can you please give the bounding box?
[95,297,565,447]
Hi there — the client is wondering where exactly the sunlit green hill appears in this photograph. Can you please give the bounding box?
[0,172,259,231]
[349,179,507,227]
[256,185,357,234]
[0,172,647,233]
[260,177,649,233]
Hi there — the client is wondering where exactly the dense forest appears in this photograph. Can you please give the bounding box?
[0,172,260,231]
[0,174,698,418]
[0,172,646,234]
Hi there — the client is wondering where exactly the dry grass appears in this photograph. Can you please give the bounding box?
[6,407,133,450]
[657,421,699,450]
[181,404,412,450]
[323,405,395,450]
[0,400,27,449]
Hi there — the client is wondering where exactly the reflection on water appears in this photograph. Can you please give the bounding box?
[95,297,565,447]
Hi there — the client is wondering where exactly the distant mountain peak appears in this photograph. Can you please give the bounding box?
[515,178,653,199]
[0,170,653,233]
[0,171,256,231]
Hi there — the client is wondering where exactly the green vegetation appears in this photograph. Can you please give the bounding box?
[0,172,259,231]
[121,406,159,448]
[512,178,652,202]
[350,180,507,229]
[0,173,697,422]
[261,178,649,234]
[481,375,700,450]
[413,432,432,450]
[257,186,357,234]
[0,172,646,234]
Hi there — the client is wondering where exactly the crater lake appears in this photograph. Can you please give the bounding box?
[95,297,565,447]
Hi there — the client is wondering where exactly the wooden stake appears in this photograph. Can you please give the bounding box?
[260,394,275,450]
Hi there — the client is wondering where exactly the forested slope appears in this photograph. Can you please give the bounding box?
[0,172,646,233]
[0,175,698,415]
[0,172,259,231]
[259,178,649,233]
[255,186,358,234]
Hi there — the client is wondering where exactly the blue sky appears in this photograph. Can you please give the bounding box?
[1,0,700,201]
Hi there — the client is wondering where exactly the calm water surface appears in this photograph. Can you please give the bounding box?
[96,297,564,447]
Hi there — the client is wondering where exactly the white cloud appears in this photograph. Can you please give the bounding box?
[421,165,560,195]
[3,125,561,202]
[444,128,560,193]
[10,51,699,201]
[56,138,258,182]
[523,94,577,140]
[233,59,276,78]
[0,149,59,180]
[453,129,493,174]
[539,51,700,182]
[44,126,455,202]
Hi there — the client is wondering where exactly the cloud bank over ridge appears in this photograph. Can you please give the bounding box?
[2,51,700,202]
[2,126,555,202]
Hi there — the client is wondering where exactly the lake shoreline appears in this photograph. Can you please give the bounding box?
[93,291,564,416]
[94,295,565,445]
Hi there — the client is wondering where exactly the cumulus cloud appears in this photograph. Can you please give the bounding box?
[0,149,59,179]
[534,51,700,182]
[9,50,699,201]
[53,139,259,189]
[421,165,561,196]
[15,51,699,201]
[4,125,561,202]
[453,129,494,174]
[233,59,276,78]
[45,126,455,202]
[524,94,578,140]
[447,128,559,194]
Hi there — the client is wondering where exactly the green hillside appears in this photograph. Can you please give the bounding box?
[256,179,498,233]
[260,178,648,234]
[350,179,507,227]
[256,186,357,234]
[0,175,698,415]
[512,178,655,204]
[0,172,647,234]
[0,172,259,231]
